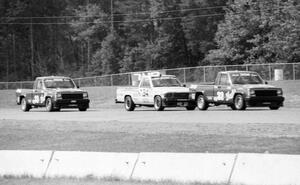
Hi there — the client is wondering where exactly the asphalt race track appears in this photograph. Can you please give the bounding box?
[1,106,299,124]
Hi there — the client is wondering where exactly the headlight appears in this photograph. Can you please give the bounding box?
[189,93,196,100]
[56,92,62,99]
[277,89,283,96]
[83,92,88,99]
[249,89,255,96]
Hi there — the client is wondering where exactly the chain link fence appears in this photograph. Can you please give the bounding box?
[1,62,299,90]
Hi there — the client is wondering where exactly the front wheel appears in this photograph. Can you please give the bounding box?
[124,96,135,111]
[79,107,87,111]
[186,104,196,111]
[269,105,280,110]
[196,95,208,110]
[45,98,54,112]
[233,94,246,110]
[21,98,30,112]
[154,96,164,111]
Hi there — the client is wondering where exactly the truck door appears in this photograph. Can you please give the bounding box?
[138,77,152,104]
[213,73,231,103]
[31,79,45,106]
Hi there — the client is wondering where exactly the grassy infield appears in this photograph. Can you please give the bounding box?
[0,80,300,185]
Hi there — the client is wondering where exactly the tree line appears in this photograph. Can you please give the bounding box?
[0,0,299,82]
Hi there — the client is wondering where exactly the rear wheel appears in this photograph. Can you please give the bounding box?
[21,98,30,112]
[124,96,135,111]
[233,94,246,110]
[45,98,54,112]
[196,95,208,110]
[154,96,164,111]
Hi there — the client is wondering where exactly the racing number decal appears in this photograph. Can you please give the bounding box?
[141,89,149,97]
[216,91,225,101]
[32,94,45,104]
[32,95,40,104]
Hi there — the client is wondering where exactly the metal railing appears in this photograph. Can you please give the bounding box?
[1,62,299,90]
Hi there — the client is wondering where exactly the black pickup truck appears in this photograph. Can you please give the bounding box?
[191,71,285,110]
[16,76,90,112]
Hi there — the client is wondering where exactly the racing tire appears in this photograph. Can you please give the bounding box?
[186,104,196,111]
[196,95,208,110]
[233,94,246,110]
[124,96,135,111]
[78,107,87,111]
[154,96,164,111]
[269,105,280,110]
[45,98,54,112]
[21,98,30,112]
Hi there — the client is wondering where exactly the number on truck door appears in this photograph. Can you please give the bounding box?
[214,74,231,102]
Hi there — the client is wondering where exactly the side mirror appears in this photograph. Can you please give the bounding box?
[182,84,187,87]
[77,85,80,88]
[265,81,268,84]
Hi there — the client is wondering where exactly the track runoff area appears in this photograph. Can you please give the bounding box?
[0,81,300,185]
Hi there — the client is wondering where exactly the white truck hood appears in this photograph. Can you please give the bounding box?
[154,87,191,93]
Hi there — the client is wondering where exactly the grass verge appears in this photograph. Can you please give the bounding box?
[0,176,225,185]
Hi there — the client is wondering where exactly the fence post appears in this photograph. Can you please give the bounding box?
[293,63,296,80]
[78,79,81,87]
[110,75,113,86]
[6,82,8,90]
[128,74,131,86]
[94,77,97,87]
[183,68,186,84]
[203,67,206,82]
[268,64,272,81]
[246,65,249,71]
[20,82,22,89]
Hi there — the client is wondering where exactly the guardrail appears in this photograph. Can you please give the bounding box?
[0,150,300,185]
[1,62,299,90]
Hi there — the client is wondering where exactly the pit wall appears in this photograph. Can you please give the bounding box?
[0,150,299,185]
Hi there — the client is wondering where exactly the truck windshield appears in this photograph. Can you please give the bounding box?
[230,73,264,85]
[44,78,75,88]
[152,78,181,87]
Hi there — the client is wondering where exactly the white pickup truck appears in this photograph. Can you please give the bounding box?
[115,73,196,111]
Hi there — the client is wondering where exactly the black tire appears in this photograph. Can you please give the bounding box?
[233,94,246,110]
[196,94,208,110]
[124,96,135,111]
[186,104,196,111]
[21,98,30,112]
[269,105,280,110]
[79,107,87,111]
[154,96,164,111]
[45,98,54,112]
[230,104,237,110]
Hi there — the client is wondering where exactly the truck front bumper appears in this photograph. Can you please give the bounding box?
[245,96,284,107]
[162,98,195,107]
[53,99,90,109]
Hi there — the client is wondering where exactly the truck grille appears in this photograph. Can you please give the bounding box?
[62,93,83,100]
[166,93,189,99]
[255,90,277,97]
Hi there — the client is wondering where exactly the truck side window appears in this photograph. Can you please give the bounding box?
[219,74,229,85]
[141,78,150,88]
[36,80,43,89]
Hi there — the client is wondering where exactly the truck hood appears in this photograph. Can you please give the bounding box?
[47,88,86,93]
[155,87,190,93]
[238,84,278,89]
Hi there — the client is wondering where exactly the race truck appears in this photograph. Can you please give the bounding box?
[191,71,285,110]
[115,72,196,111]
[16,76,90,112]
